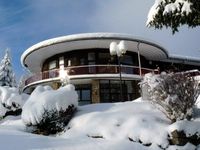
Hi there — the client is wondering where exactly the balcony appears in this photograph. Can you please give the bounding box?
[24,65,158,86]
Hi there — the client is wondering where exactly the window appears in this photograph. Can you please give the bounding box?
[75,84,91,106]
[49,60,57,70]
[82,90,91,100]
[88,53,95,61]
[100,80,139,102]
[121,55,133,65]
[98,53,110,64]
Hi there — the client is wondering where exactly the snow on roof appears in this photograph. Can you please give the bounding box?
[166,54,200,66]
[21,33,168,73]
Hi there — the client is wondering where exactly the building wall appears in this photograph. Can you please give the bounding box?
[23,47,200,105]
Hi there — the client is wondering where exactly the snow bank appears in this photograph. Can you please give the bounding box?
[168,120,200,137]
[63,100,170,148]
[0,86,27,117]
[0,103,7,117]
[0,86,26,108]
[21,84,78,125]
[1,98,200,149]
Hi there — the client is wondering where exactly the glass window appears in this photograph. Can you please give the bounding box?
[88,53,95,61]
[98,53,110,64]
[82,90,91,100]
[121,55,133,65]
[80,58,85,65]
[71,57,78,66]
[49,60,57,70]
[77,90,81,101]
[75,84,91,106]
[100,80,133,103]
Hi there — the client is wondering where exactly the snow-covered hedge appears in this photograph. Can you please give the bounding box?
[0,86,27,118]
[140,72,200,122]
[22,84,78,134]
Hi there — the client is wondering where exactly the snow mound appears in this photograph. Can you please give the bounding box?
[1,98,200,149]
[0,86,27,117]
[168,120,200,137]
[63,100,171,148]
[21,84,78,125]
[0,104,7,117]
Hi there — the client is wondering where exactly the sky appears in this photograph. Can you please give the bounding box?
[0,0,200,80]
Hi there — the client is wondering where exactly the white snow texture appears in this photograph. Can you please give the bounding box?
[22,84,78,125]
[0,86,27,117]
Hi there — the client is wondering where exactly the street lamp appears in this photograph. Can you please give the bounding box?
[109,40,127,101]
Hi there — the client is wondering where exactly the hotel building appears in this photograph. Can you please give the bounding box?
[21,33,200,105]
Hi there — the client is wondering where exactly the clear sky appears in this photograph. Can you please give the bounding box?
[0,0,200,80]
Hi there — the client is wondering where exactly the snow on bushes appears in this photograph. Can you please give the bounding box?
[22,84,78,134]
[0,86,27,118]
[140,72,200,122]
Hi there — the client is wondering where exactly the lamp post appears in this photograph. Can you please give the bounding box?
[109,40,127,101]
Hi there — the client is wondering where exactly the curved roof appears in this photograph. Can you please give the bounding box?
[21,33,169,73]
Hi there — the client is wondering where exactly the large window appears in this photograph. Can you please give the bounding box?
[100,80,139,103]
[49,60,57,70]
[42,58,58,71]
[75,84,91,106]
[121,55,133,65]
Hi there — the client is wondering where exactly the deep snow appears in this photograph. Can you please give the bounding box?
[1,98,200,150]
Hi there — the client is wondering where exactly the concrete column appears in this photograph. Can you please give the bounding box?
[92,80,100,103]
[51,82,61,90]
[59,56,65,70]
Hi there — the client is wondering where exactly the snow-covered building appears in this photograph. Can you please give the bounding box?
[21,33,200,105]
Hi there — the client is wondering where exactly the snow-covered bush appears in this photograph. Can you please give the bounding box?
[0,86,27,118]
[22,84,78,135]
[140,72,200,122]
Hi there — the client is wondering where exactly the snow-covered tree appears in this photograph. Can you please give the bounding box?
[147,0,200,33]
[0,50,17,87]
[140,72,200,122]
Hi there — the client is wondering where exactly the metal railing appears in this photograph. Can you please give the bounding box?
[24,65,158,86]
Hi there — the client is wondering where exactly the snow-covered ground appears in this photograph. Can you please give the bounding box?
[1,98,200,150]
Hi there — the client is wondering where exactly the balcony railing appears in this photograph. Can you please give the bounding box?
[25,65,158,86]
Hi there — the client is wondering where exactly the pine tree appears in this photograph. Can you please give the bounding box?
[0,50,17,87]
[147,0,200,34]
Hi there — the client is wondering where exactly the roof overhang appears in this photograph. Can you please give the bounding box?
[21,33,169,73]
